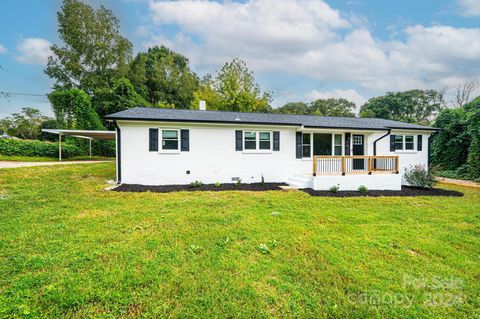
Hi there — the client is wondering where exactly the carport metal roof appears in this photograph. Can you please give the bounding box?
[42,129,116,140]
[41,129,116,161]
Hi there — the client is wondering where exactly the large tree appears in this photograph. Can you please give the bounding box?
[0,108,50,140]
[127,46,199,108]
[92,78,147,119]
[192,59,272,112]
[359,90,443,124]
[274,99,355,117]
[48,88,103,130]
[45,0,133,93]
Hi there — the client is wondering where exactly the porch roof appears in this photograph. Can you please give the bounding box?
[105,107,438,131]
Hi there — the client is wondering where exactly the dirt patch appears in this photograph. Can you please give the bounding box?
[302,186,463,197]
[113,183,288,193]
[437,177,480,188]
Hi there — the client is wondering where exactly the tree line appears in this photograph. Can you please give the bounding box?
[0,0,479,181]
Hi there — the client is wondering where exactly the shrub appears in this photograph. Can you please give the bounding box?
[190,180,202,188]
[357,185,368,194]
[236,179,242,187]
[404,165,437,188]
[329,184,340,193]
[0,138,81,158]
[214,182,221,187]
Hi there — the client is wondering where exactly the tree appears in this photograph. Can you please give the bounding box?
[127,46,199,108]
[92,78,147,119]
[45,0,132,93]
[48,88,103,130]
[0,108,51,140]
[192,59,272,112]
[274,99,355,117]
[309,98,356,117]
[274,102,310,115]
[359,90,443,124]
[455,80,479,108]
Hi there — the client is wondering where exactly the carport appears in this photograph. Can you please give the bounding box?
[41,129,116,161]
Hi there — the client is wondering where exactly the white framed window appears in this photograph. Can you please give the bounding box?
[405,135,414,150]
[334,134,342,155]
[395,135,415,151]
[243,131,272,151]
[302,133,311,158]
[161,129,180,151]
[259,132,271,150]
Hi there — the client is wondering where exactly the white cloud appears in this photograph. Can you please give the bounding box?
[458,0,480,16]
[306,89,367,107]
[146,0,480,94]
[16,38,52,65]
[0,44,7,54]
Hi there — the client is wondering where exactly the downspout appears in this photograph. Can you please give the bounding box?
[113,120,121,184]
[373,129,391,155]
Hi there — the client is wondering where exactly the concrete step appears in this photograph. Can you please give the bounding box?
[287,175,313,189]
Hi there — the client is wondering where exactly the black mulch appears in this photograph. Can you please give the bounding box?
[302,186,463,197]
[113,183,288,193]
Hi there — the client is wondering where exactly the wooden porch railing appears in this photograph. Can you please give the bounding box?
[313,155,399,176]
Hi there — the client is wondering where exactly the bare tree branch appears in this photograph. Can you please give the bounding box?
[455,79,479,107]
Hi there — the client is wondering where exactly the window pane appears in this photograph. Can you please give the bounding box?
[259,141,270,150]
[245,140,256,150]
[302,145,311,158]
[334,134,342,145]
[259,132,270,140]
[335,145,342,155]
[313,133,332,155]
[162,140,178,150]
[405,137,414,150]
[395,135,403,143]
[302,133,311,145]
[162,130,178,139]
[245,132,256,140]
[395,143,403,150]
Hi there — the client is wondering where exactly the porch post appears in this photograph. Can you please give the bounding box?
[313,156,317,176]
[58,134,62,162]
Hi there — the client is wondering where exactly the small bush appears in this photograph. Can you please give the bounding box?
[0,138,81,158]
[329,184,340,193]
[357,185,368,194]
[190,180,202,188]
[236,179,242,187]
[214,182,221,187]
[404,165,436,188]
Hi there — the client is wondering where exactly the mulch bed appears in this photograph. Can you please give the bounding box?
[113,183,287,193]
[302,186,464,197]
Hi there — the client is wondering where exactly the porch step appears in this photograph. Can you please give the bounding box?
[287,174,313,189]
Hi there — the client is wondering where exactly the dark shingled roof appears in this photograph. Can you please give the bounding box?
[105,107,438,131]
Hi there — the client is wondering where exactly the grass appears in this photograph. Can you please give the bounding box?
[0,155,114,162]
[0,163,479,318]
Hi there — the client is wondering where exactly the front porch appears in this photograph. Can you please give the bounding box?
[288,155,401,191]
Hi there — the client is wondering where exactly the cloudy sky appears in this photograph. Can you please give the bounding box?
[0,0,480,117]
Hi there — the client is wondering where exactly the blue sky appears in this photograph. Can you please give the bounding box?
[1,0,479,118]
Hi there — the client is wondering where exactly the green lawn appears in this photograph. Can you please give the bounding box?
[0,163,479,318]
[0,155,114,162]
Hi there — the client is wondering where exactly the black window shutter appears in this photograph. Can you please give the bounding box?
[235,130,243,151]
[417,135,422,151]
[181,129,189,151]
[296,132,302,158]
[390,135,396,152]
[345,133,351,155]
[273,131,280,151]
[149,128,158,151]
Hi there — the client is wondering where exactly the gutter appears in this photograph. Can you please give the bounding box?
[113,121,121,184]
[373,129,391,155]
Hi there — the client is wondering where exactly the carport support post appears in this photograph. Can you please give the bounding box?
[89,139,92,158]
[58,134,62,162]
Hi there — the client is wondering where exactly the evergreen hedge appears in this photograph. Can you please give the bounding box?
[0,138,81,158]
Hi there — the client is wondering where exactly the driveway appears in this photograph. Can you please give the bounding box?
[0,160,113,169]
